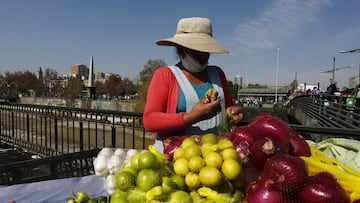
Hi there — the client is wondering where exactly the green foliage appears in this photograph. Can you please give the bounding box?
[227,80,239,100]
[134,59,167,112]
[95,74,137,99]
[63,78,83,107]
[0,70,43,96]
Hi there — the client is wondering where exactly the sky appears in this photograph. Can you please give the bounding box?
[0,0,359,91]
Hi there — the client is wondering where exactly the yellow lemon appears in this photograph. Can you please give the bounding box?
[184,144,202,160]
[199,166,222,187]
[188,156,205,173]
[221,159,242,180]
[181,137,198,148]
[200,143,218,155]
[221,148,238,160]
[185,172,201,189]
[204,151,223,169]
[201,133,218,144]
[173,158,189,176]
[173,147,184,160]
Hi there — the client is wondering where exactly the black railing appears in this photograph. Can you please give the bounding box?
[287,94,360,141]
[0,102,152,157]
[1,95,360,158]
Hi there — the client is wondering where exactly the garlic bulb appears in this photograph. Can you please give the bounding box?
[107,154,124,175]
[114,148,126,160]
[98,147,114,157]
[93,154,110,177]
[125,149,138,161]
[104,174,117,195]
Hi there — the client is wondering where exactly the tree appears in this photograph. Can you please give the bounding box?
[43,68,60,97]
[138,59,167,83]
[119,77,137,97]
[134,59,167,112]
[63,77,83,107]
[94,81,107,97]
[105,74,122,98]
[227,80,239,100]
[44,68,58,80]
[2,71,42,96]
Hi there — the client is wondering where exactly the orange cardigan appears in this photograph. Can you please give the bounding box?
[143,66,234,140]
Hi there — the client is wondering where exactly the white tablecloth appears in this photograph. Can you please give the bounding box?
[0,175,107,203]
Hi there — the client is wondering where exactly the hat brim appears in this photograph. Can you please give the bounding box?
[156,33,228,54]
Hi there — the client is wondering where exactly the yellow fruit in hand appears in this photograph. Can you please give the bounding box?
[204,151,223,169]
[221,159,242,180]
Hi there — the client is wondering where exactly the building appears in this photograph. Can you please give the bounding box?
[348,76,359,88]
[237,85,289,105]
[234,75,243,88]
[71,64,89,80]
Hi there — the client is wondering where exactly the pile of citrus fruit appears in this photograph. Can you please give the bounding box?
[172,134,244,192]
[102,133,245,203]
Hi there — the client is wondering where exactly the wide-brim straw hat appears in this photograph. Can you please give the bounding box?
[156,17,228,54]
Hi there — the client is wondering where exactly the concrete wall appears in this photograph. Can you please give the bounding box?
[19,96,137,112]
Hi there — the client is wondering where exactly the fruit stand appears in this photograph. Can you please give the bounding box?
[88,114,360,203]
[1,114,360,203]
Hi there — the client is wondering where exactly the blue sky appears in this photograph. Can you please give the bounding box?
[0,0,359,90]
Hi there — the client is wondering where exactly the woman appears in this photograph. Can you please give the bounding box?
[143,17,243,152]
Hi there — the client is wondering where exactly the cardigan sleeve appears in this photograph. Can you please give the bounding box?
[143,67,189,133]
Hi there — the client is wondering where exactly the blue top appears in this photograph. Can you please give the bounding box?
[177,82,214,112]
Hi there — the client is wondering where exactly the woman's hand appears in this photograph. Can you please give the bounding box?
[183,98,221,126]
[226,106,243,123]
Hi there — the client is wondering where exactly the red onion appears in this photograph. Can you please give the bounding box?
[281,200,302,203]
[261,154,308,193]
[163,136,186,161]
[299,172,350,203]
[249,137,288,169]
[246,178,283,203]
[244,166,262,183]
[234,140,252,165]
[231,126,254,145]
[247,114,290,148]
[288,129,311,157]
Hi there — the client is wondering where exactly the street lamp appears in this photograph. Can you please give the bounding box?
[340,48,360,86]
[275,47,280,103]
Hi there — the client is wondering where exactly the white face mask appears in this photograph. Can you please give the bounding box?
[181,51,208,73]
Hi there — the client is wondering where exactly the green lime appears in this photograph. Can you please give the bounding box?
[115,171,136,191]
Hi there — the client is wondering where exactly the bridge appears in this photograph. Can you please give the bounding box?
[287,94,360,141]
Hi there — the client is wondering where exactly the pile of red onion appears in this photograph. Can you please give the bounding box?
[228,114,311,169]
[227,114,349,203]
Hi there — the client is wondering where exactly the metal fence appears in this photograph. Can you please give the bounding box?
[287,94,360,141]
[1,95,360,158]
[0,102,152,157]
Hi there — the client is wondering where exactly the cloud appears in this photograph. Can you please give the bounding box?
[235,0,331,51]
